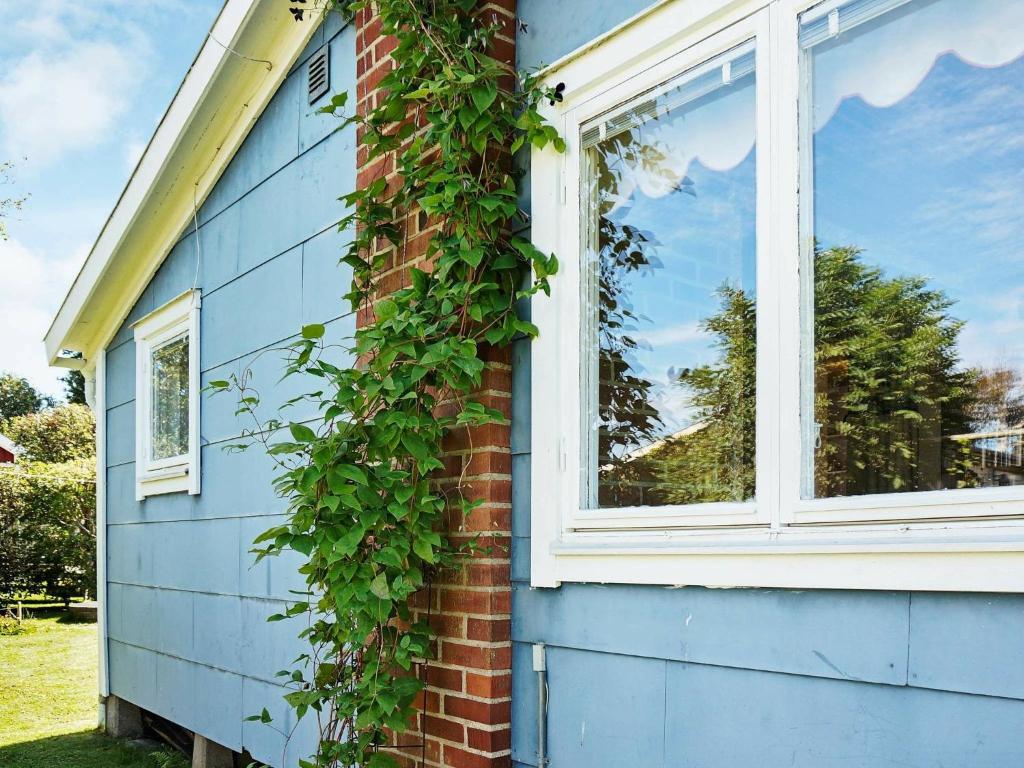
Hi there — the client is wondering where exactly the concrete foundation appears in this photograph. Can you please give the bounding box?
[192,734,235,768]
[105,695,144,739]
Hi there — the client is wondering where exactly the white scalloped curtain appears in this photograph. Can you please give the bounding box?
[600,65,756,214]
[811,0,1024,131]
[602,0,1024,211]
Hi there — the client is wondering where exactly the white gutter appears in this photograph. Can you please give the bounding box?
[87,353,110,708]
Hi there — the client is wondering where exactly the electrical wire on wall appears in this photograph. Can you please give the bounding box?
[187,30,277,291]
[191,182,203,291]
[207,32,273,71]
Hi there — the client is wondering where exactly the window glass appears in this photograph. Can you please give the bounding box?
[150,334,190,461]
[582,44,757,508]
[801,0,1024,498]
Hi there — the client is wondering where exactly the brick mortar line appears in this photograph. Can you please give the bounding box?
[439,693,513,705]
[439,639,512,649]
[439,445,514,456]
[419,735,513,754]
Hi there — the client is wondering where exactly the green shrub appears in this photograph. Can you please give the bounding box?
[0,460,95,601]
[0,615,25,636]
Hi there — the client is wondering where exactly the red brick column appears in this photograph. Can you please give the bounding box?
[355,4,516,767]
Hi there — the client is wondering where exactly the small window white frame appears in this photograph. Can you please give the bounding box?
[529,0,1024,592]
[133,290,201,499]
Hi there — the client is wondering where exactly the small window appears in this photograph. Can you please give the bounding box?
[133,290,201,499]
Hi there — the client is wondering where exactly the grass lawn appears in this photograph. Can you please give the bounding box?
[0,606,188,768]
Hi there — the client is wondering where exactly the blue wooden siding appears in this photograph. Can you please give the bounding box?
[102,12,354,765]
[511,3,1024,766]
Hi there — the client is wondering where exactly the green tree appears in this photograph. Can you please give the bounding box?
[811,245,980,495]
[0,459,96,603]
[3,404,95,463]
[0,373,52,424]
[60,352,87,405]
[61,370,86,405]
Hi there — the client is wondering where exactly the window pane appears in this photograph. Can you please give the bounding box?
[151,335,190,461]
[802,0,1024,498]
[582,44,757,509]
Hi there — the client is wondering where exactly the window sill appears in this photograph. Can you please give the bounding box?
[540,520,1024,592]
[136,465,194,500]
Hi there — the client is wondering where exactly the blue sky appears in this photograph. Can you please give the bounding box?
[0,0,222,398]
[814,50,1024,376]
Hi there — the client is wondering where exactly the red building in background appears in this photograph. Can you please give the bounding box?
[0,434,17,463]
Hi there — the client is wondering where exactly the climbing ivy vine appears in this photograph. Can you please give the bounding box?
[212,2,560,766]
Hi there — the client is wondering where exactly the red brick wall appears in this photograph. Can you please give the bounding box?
[354,4,516,767]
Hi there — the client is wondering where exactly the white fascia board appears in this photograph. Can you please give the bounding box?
[45,0,321,365]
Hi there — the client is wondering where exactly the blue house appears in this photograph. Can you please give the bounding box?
[48,0,1024,766]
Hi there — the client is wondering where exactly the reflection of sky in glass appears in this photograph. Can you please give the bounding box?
[605,155,756,435]
[595,74,756,439]
[814,51,1024,375]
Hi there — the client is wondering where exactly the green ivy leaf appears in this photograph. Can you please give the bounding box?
[375,298,399,321]
[471,83,497,113]
[370,572,390,600]
[291,535,314,556]
[412,537,436,564]
[400,431,430,462]
[334,464,368,486]
[289,423,317,443]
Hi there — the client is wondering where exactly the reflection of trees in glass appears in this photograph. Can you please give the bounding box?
[968,367,1024,434]
[594,215,665,507]
[589,121,669,507]
[811,245,981,496]
[621,244,1024,502]
[151,336,190,460]
[650,286,756,505]
[599,282,754,507]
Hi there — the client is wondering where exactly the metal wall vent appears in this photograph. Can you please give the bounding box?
[307,45,330,105]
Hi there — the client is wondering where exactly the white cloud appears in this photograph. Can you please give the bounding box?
[0,40,141,167]
[0,237,85,397]
[601,58,756,213]
[0,0,221,395]
[635,322,704,348]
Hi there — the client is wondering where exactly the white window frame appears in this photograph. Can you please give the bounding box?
[530,0,1024,592]
[133,290,201,499]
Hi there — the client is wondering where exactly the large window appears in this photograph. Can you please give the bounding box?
[134,290,201,499]
[530,0,1024,590]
